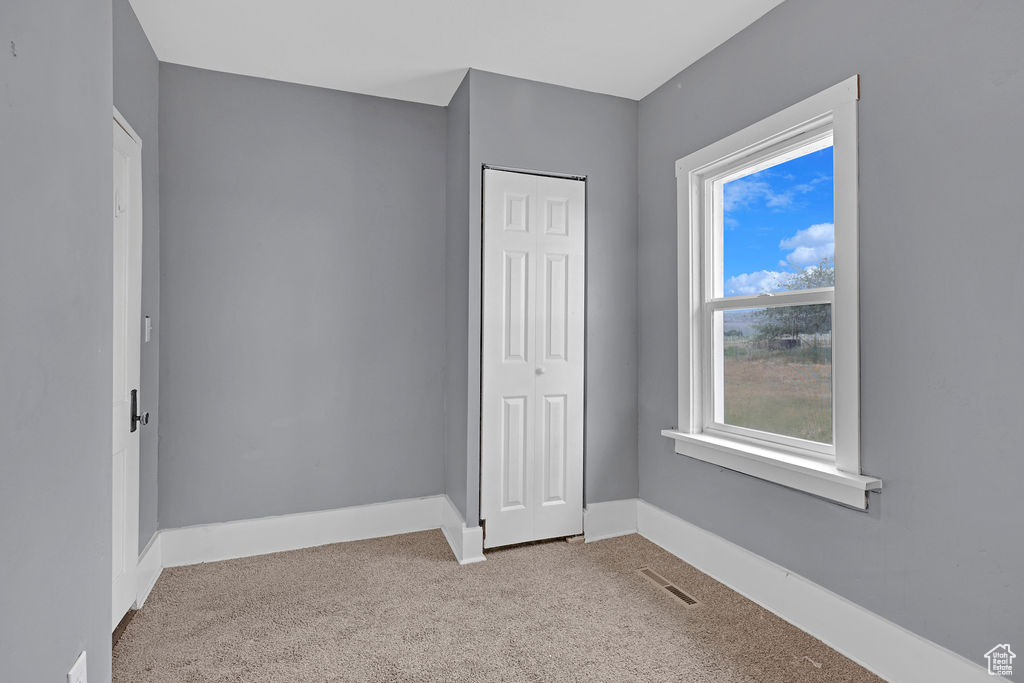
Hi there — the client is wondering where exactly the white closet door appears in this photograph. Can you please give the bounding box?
[481,169,585,549]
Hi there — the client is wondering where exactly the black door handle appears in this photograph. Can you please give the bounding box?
[130,388,149,432]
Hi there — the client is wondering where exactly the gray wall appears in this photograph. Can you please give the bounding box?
[158,64,447,527]
[638,0,1024,662]
[0,0,113,681]
[113,0,160,554]
[444,73,471,518]
[456,70,640,523]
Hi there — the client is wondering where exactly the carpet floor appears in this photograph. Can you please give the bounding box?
[112,531,881,682]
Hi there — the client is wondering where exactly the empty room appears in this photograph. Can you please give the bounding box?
[2,0,1022,681]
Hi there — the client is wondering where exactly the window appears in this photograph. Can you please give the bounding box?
[662,76,881,509]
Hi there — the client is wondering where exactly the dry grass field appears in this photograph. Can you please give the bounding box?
[723,351,832,444]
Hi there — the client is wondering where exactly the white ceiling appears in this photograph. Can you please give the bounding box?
[128,0,784,106]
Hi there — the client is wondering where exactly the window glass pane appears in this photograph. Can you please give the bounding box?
[721,145,834,297]
[721,305,832,444]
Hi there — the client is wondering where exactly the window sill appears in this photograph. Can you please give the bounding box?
[660,429,881,510]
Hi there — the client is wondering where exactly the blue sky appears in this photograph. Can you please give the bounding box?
[722,146,834,296]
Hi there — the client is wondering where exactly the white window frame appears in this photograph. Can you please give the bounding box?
[661,75,881,509]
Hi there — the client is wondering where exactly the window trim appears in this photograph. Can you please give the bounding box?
[663,75,881,509]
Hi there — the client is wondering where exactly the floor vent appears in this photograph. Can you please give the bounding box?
[638,567,669,586]
[638,567,699,606]
[664,584,698,605]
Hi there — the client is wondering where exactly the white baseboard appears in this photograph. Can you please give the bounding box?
[583,498,638,542]
[440,495,485,565]
[635,500,989,683]
[160,495,446,567]
[135,532,163,607]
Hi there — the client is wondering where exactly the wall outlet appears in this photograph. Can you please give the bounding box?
[67,650,87,683]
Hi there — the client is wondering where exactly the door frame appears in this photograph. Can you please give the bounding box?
[477,164,588,540]
[112,106,143,629]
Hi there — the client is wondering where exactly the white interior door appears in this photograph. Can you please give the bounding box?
[481,169,585,548]
[111,115,142,629]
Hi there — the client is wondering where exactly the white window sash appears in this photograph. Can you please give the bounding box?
[707,287,834,311]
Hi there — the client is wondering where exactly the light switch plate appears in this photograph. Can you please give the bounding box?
[67,650,87,683]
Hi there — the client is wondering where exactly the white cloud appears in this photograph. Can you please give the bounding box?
[726,223,834,296]
[723,178,793,212]
[723,171,832,220]
[779,222,834,268]
[724,270,786,296]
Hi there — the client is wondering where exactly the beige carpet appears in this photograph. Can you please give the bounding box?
[113,531,881,682]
